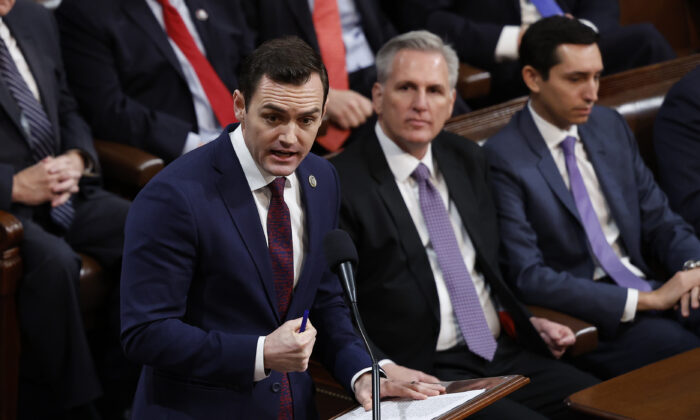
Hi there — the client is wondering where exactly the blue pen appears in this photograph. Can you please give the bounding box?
[299,309,310,332]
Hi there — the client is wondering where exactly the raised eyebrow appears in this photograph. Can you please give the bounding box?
[298,107,322,118]
[260,104,288,114]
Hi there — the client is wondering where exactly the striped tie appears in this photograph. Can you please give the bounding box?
[0,36,74,230]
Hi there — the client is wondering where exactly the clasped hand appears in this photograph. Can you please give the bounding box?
[11,151,84,207]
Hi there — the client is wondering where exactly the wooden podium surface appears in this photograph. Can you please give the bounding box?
[330,375,529,420]
[567,348,700,420]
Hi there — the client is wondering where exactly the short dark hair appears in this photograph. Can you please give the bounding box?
[519,16,599,80]
[237,36,329,108]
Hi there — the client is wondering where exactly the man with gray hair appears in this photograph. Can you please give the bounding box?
[332,30,598,419]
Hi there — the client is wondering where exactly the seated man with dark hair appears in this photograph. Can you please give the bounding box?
[389,0,675,103]
[56,0,253,163]
[120,35,441,418]
[653,65,700,236]
[332,30,598,420]
[0,0,130,417]
[485,16,700,380]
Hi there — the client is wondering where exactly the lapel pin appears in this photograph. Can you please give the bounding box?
[308,175,317,188]
[195,9,208,21]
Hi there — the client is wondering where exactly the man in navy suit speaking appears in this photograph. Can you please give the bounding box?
[120,36,441,419]
[485,17,700,380]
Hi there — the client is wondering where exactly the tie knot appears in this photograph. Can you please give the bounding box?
[560,136,577,157]
[269,177,286,198]
[411,163,431,183]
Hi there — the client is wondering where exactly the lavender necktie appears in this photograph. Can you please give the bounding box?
[530,0,564,17]
[560,136,651,292]
[0,37,74,230]
[412,163,497,361]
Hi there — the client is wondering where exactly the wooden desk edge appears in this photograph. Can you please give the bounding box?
[441,375,530,420]
[329,375,530,420]
[565,397,634,420]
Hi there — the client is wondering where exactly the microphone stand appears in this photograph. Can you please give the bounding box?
[338,263,380,420]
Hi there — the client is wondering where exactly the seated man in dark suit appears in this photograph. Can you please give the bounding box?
[485,16,700,380]
[242,0,468,154]
[653,65,700,236]
[0,0,129,417]
[332,30,598,420]
[389,0,675,104]
[55,0,253,163]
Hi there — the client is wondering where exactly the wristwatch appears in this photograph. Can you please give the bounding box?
[682,260,700,271]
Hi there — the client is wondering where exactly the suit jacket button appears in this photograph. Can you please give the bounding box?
[272,382,281,392]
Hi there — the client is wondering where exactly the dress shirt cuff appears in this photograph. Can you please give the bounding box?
[350,359,392,393]
[495,26,521,62]
[183,130,220,154]
[253,336,269,382]
[621,288,639,322]
[579,18,599,33]
[183,132,202,155]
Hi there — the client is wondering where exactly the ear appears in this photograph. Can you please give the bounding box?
[371,82,383,116]
[522,65,542,94]
[233,90,246,126]
[448,88,457,117]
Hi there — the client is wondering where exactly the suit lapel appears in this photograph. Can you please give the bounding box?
[212,131,279,320]
[364,134,441,323]
[520,108,581,221]
[185,0,218,62]
[285,161,321,320]
[285,0,319,50]
[578,122,635,251]
[0,69,24,138]
[123,0,186,81]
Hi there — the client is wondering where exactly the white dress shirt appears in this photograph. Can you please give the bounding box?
[231,126,370,390]
[230,126,306,382]
[495,0,598,62]
[307,0,375,73]
[529,102,641,322]
[146,0,221,154]
[0,18,41,102]
[376,124,501,352]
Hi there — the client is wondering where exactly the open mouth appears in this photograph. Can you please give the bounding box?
[271,150,296,159]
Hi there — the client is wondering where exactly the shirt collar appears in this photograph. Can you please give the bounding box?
[230,125,296,192]
[528,101,580,151]
[375,122,436,182]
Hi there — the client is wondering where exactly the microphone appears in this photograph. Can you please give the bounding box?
[323,229,359,303]
[323,229,381,420]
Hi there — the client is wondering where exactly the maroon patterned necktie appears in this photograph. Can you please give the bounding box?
[267,177,294,420]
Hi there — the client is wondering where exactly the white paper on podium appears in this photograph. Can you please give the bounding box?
[335,388,486,420]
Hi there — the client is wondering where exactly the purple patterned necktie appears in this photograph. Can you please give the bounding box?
[267,177,294,420]
[560,136,651,292]
[530,0,564,17]
[0,37,74,230]
[412,163,497,361]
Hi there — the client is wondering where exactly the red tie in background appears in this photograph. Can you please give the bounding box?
[156,0,237,127]
[267,177,294,420]
[312,0,350,152]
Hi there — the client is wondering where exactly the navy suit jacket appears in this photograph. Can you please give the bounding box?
[331,129,548,374]
[0,0,98,215]
[484,106,700,337]
[653,65,700,235]
[56,0,253,162]
[121,127,371,418]
[391,0,618,71]
[242,0,396,97]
